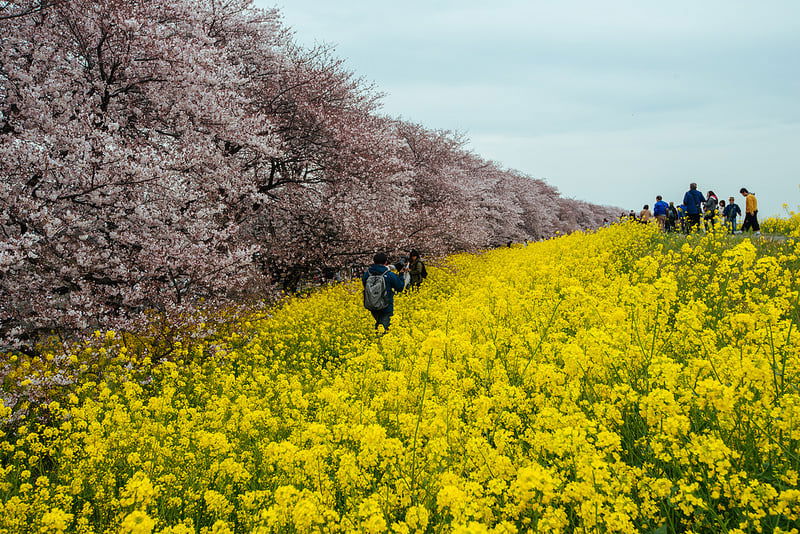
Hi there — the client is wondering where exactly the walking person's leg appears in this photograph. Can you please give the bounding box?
[378,311,391,332]
[742,214,753,232]
[689,213,701,232]
[753,211,760,234]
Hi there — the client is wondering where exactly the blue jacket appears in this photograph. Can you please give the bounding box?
[683,189,706,215]
[723,203,741,219]
[362,265,405,314]
[653,200,669,216]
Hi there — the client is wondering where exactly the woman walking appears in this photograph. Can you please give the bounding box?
[405,250,428,289]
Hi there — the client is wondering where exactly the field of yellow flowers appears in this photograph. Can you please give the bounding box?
[2,223,800,533]
[763,211,800,238]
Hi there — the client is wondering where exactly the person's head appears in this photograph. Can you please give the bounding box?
[708,190,716,197]
[373,252,388,265]
[669,201,674,206]
[690,183,698,190]
[643,205,649,210]
[740,187,749,196]
[729,196,735,203]
[656,195,662,201]
[719,200,726,207]
[409,249,420,260]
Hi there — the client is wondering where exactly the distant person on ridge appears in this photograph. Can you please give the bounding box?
[639,204,653,223]
[740,188,761,235]
[683,183,706,232]
[653,195,669,230]
[704,190,719,230]
[362,253,405,334]
[666,201,678,232]
[723,196,742,234]
[677,204,688,234]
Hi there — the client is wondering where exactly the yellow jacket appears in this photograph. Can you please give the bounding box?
[746,194,757,214]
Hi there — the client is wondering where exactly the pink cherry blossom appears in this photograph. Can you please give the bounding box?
[0,0,619,348]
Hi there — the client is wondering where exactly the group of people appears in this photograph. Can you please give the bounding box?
[362,184,763,332]
[631,184,761,235]
[361,250,427,333]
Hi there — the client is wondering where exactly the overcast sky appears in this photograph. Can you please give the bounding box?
[260,0,800,217]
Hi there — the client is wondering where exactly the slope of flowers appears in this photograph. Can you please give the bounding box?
[763,211,800,238]
[2,224,800,533]
[1,0,620,348]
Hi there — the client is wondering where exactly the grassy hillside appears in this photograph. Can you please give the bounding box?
[2,223,799,533]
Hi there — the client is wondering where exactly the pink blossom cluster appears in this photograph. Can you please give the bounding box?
[0,0,618,347]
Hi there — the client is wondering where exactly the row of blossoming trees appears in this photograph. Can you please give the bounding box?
[0,0,618,347]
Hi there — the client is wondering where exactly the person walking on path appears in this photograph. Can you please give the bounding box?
[362,253,405,334]
[653,196,669,230]
[639,205,653,223]
[405,249,428,289]
[666,202,679,232]
[740,188,761,235]
[683,183,706,232]
[723,196,742,234]
[677,204,688,233]
[703,190,719,230]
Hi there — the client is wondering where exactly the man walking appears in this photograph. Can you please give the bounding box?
[740,188,761,235]
[362,253,405,334]
[682,183,706,232]
[653,195,669,231]
[666,202,678,232]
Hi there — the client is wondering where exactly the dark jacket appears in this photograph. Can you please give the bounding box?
[408,259,427,287]
[723,203,741,220]
[683,189,706,215]
[667,205,678,220]
[362,265,405,314]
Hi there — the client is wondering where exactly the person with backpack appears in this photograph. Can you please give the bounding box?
[666,201,679,232]
[362,252,405,334]
[406,249,427,289]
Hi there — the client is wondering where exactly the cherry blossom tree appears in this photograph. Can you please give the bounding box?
[0,0,284,344]
[1,0,619,348]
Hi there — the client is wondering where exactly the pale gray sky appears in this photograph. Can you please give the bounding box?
[260,0,800,217]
